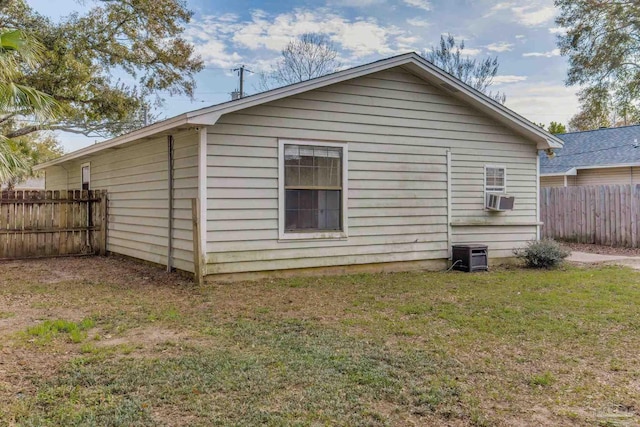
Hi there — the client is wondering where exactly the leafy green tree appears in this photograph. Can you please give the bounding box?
[556,0,640,130]
[0,27,58,183]
[0,0,203,140]
[422,34,506,104]
[547,121,567,134]
[3,133,63,189]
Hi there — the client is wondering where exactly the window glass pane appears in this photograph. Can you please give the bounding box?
[486,167,505,189]
[285,166,299,186]
[283,144,343,232]
[299,166,314,186]
[298,190,314,210]
[329,158,341,186]
[325,190,340,210]
[284,145,300,165]
[298,209,316,229]
[285,190,299,210]
[284,189,342,231]
[285,210,297,229]
[325,209,340,230]
[316,166,330,186]
[300,147,314,166]
[82,166,90,184]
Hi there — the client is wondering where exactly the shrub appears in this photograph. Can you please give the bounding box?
[514,239,569,269]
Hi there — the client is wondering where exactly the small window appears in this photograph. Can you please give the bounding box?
[485,165,506,194]
[279,140,348,240]
[81,163,90,191]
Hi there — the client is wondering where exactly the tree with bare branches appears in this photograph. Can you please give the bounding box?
[422,34,506,104]
[259,33,341,91]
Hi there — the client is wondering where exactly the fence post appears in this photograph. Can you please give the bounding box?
[100,191,108,256]
[191,198,203,286]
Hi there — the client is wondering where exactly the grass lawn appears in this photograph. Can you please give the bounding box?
[0,257,639,426]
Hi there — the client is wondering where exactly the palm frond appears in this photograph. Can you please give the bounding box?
[0,137,31,184]
[0,82,60,120]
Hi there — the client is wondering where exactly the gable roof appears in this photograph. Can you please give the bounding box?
[36,52,562,170]
[540,125,640,176]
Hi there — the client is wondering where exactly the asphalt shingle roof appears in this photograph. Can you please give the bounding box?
[540,125,640,175]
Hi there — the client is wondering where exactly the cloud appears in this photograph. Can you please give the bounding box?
[485,1,556,27]
[462,47,483,56]
[548,27,567,35]
[486,42,514,52]
[512,5,556,26]
[407,17,429,27]
[523,48,560,58]
[186,8,417,66]
[493,75,528,84]
[504,81,579,125]
[326,0,384,6]
[488,2,512,12]
[403,0,431,11]
[184,14,244,68]
[515,34,526,39]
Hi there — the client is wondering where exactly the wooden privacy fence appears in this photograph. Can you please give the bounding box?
[541,185,640,247]
[0,190,107,259]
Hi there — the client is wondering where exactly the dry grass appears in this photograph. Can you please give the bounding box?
[1,256,639,426]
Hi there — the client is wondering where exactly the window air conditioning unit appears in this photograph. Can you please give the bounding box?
[486,193,515,211]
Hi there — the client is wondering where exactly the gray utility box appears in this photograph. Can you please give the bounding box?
[451,244,489,272]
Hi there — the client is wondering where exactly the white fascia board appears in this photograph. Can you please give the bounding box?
[540,168,577,177]
[34,114,190,170]
[574,163,640,171]
[400,58,564,150]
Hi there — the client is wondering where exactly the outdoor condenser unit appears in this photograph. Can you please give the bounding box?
[486,193,515,211]
[451,244,489,272]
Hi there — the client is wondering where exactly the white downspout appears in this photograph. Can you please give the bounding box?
[198,127,208,275]
[536,155,541,240]
[446,149,452,258]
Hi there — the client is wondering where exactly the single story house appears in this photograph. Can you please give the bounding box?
[36,52,562,281]
[541,125,640,187]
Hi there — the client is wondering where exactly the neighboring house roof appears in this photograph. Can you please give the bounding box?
[35,52,562,170]
[540,125,640,176]
[1,177,45,190]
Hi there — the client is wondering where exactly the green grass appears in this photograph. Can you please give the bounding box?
[23,318,95,344]
[2,263,640,426]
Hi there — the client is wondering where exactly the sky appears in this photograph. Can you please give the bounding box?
[28,0,579,152]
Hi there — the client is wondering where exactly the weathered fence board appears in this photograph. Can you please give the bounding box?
[541,185,640,247]
[0,190,106,259]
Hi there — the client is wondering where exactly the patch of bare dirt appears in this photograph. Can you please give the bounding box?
[0,255,198,410]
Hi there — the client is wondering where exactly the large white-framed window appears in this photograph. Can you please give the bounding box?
[81,162,91,191]
[484,164,506,205]
[278,139,348,241]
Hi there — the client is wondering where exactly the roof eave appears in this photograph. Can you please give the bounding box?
[34,114,190,170]
[540,168,577,177]
[36,52,562,169]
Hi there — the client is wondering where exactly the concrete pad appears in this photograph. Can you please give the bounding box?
[568,251,640,270]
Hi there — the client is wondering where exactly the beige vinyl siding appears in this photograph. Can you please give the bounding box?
[43,131,198,272]
[44,166,70,190]
[575,167,639,186]
[540,175,566,188]
[206,68,538,274]
[450,147,538,257]
[169,131,198,272]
